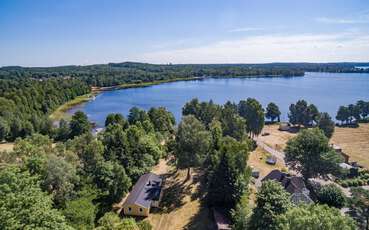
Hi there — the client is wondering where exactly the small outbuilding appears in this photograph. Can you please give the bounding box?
[331,144,350,163]
[266,155,277,165]
[251,168,260,178]
[279,122,290,131]
[122,173,163,217]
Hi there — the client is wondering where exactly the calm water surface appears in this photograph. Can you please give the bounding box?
[68,72,369,127]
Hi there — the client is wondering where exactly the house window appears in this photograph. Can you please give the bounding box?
[139,208,143,212]
[128,207,132,212]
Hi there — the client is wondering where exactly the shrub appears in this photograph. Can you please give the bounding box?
[317,184,346,208]
[350,180,358,187]
[138,220,152,230]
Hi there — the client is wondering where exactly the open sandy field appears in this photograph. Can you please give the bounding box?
[331,123,369,168]
[258,124,297,152]
[259,123,369,169]
[248,147,286,179]
[0,142,14,152]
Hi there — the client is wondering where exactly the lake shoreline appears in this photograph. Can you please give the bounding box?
[49,93,96,122]
[52,74,304,122]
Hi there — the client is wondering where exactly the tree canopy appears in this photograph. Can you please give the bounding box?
[0,166,73,229]
[249,180,291,230]
[318,112,335,138]
[276,204,356,230]
[316,184,346,208]
[238,98,265,137]
[175,115,211,179]
[288,100,319,127]
[206,136,251,209]
[69,111,91,139]
[265,102,281,122]
[285,128,342,179]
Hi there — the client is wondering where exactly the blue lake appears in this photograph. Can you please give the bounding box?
[68,72,369,127]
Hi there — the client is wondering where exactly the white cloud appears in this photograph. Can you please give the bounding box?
[138,33,369,64]
[228,27,264,33]
[315,12,369,24]
[315,17,369,24]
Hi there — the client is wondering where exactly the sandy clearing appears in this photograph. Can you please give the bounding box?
[0,142,14,152]
[331,123,369,168]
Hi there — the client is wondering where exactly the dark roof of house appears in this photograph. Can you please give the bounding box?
[263,169,305,193]
[262,170,310,199]
[124,173,162,208]
[262,169,286,182]
[291,192,314,204]
[285,176,306,194]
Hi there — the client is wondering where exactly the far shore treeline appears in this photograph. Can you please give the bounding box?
[1,61,369,141]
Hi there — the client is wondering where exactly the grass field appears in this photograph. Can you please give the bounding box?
[49,94,94,121]
[331,123,369,168]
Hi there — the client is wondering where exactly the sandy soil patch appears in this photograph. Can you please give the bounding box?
[147,160,214,230]
[0,142,14,152]
[259,123,369,169]
[258,124,297,152]
[248,147,287,179]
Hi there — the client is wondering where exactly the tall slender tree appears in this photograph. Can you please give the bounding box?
[175,115,211,180]
[265,102,281,122]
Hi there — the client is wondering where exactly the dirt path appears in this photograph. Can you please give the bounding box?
[152,158,171,175]
[255,139,286,164]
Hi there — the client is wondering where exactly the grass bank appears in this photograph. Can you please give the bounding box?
[92,77,202,92]
[49,93,94,122]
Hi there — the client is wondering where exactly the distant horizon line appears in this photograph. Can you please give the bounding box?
[2,61,369,69]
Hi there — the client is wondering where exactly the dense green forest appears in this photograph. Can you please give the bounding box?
[1,62,368,85]
[0,107,174,229]
[0,62,307,87]
[0,61,368,143]
[0,78,89,141]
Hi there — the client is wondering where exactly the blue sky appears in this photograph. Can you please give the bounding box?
[1,0,369,66]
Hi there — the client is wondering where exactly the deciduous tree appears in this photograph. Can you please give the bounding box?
[105,113,127,128]
[0,166,73,229]
[265,102,281,122]
[238,98,265,137]
[249,180,291,230]
[285,128,342,179]
[276,204,356,230]
[69,111,91,138]
[318,112,335,138]
[148,107,175,133]
[175,115,211,180]
[336,106,350,125]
